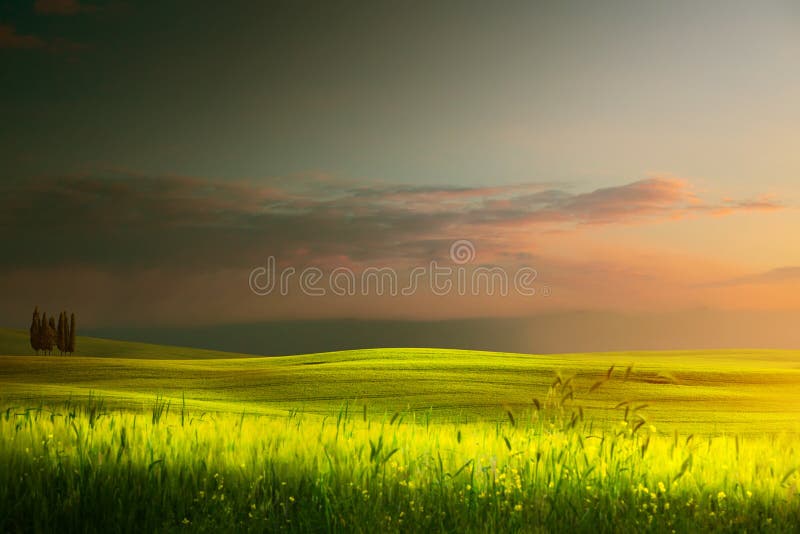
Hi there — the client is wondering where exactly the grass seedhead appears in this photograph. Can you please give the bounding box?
[506,410,516,428]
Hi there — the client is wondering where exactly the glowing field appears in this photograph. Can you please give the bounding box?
[1,330,799,531]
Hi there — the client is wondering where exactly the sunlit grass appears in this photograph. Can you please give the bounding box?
[1,382,798,532]
[1,333,800,531]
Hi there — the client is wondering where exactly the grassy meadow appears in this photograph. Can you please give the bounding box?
[1,328,799,532]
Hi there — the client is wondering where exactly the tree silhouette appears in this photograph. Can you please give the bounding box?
[45,317,57,355]
[38,312,48,354]
[56,312,66,356]
[68,313,76,355]
[28,307,77,355]
[37,313,52,355]
[62,311,69,355]
[29,307,41,355]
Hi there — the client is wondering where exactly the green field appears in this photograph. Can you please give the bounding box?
[1,328,799,532]
[2,328,799,434]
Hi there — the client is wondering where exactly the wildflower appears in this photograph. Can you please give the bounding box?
[658,482,666,493]
[514,504,523,512]
[717,491,726,501]
[746,491,753,498]
[289,496,295,503]
[181,518,190,525]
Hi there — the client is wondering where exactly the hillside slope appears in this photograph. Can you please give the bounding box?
[1,333,799,434]
[0,328,258,360]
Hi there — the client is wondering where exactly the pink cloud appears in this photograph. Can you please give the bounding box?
[0,171,792,325]
[0,172,784,272]
[559,178,698,223]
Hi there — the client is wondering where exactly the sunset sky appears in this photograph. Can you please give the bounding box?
[2,1,799,343]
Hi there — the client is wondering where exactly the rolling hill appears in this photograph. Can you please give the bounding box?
[0,327,257,360]
[1,327,799,434]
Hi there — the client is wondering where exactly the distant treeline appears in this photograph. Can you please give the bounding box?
[29,307,76,356]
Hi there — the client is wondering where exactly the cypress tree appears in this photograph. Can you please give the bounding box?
[29,306,41,354]
[61,311,68,355]
[56,312,66,355]
[62,311,68,354]
[39,313,48,354]
[68,313,76,355]
[45,317,56,355]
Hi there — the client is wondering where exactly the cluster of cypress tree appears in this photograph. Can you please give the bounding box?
[29,306,76,356]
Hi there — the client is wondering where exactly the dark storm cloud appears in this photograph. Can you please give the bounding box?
[0,23,86,55]
[0,173,781,272]
[0,24,46,48]
[34,0,95,15]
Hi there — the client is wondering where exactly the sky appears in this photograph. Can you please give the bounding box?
[1,0,799,343]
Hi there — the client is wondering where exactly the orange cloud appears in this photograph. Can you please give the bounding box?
[708,195,784,217]
[704,266,800,287]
